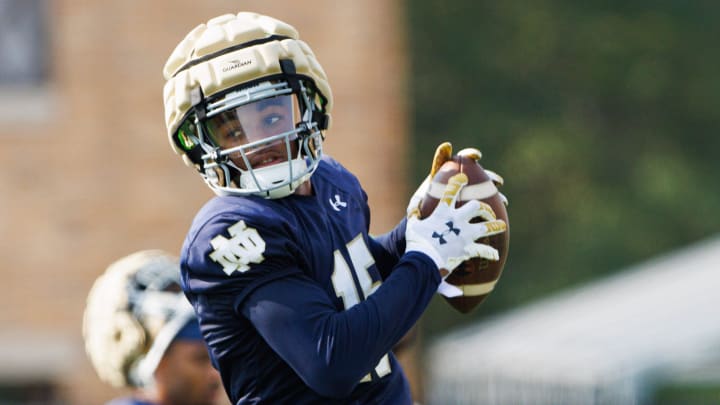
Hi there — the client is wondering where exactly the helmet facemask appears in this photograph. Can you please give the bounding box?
[175,79,325,198]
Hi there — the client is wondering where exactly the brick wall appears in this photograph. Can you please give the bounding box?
[0,1,412,404]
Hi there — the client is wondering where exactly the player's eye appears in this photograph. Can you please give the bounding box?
[212,125,247,146]
[262,114,282,127]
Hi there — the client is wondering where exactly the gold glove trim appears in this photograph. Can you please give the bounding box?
[430,142,453,177]
[441,173,468,206]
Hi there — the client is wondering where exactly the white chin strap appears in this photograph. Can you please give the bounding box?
[239,157,310,199]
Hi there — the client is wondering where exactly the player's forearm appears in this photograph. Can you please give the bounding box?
[243,252,438,397]
[353,251,438,351]
[297,252,439,395]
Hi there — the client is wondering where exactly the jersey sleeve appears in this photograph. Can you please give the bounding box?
[368,217,407,280]
[181,206,306,306]
[239,251,439,398]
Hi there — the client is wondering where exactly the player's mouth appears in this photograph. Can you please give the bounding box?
[249,151,286,169]
[256,157,281,168]
[247,138,293,169]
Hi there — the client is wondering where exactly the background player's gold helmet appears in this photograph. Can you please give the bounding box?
[82,250,196,388]
[162,12,333,198]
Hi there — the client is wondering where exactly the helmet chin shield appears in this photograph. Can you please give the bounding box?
[175,80,324,198]
[237,154,312,199]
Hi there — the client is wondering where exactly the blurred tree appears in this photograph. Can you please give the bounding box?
[407,1,720,336]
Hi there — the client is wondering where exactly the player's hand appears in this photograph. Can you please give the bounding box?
[405,173,502,277]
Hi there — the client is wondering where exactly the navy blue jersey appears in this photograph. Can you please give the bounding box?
[180,156,440,404]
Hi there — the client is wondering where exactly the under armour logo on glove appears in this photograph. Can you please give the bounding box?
[431,221,460,244]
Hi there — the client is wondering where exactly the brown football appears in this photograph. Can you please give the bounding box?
[419,154,510,313]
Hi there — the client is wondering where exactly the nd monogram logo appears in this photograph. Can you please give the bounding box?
[209,220,266,275]
[432,221,460,245]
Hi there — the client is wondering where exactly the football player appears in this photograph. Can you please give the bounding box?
[83,250,222,405]
[161,12,507,404]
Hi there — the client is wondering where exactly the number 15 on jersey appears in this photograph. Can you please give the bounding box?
[330,235,391,381]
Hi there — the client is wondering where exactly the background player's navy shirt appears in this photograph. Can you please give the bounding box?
[180,156,440,404]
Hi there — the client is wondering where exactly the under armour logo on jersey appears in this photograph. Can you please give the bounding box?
[431,221,460,245]
[329,194,348,212]
[209,220,266,275]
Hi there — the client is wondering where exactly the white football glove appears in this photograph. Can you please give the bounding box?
[405,172,503,275]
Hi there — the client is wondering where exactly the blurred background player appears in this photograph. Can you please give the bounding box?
[162,11,506,404]
[83,250,223,405]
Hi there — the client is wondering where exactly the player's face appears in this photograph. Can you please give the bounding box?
[206,95,299,171]
[155,340,222,405]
